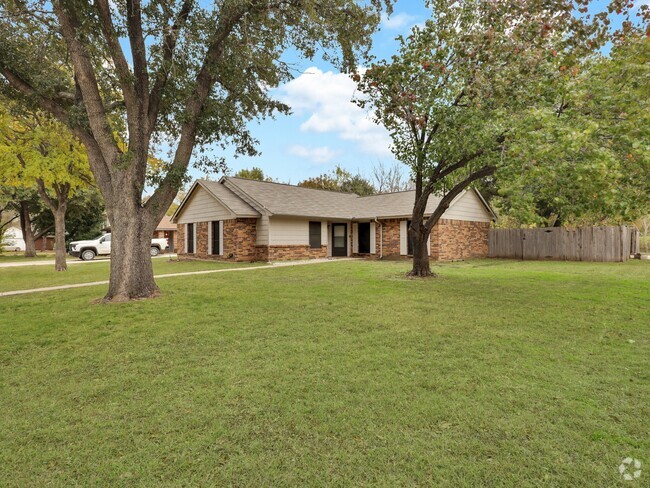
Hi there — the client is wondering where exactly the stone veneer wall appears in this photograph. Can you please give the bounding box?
[435,218,489,260]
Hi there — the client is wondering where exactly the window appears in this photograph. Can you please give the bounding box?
[211,221,220,255]
[407,220,414,256]
[309,221,321,249]
[187,223,194,254]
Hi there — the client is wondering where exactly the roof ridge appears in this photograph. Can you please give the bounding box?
[225,176,360,197]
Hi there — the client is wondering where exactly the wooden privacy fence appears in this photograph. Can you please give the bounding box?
[488,226,639,262]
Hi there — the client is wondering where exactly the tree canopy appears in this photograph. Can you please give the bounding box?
[298,165,375,196]
[0,0,390,298]
[354,0,647,275]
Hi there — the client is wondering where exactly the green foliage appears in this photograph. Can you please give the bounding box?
[32,188,105,243]
[0,102,93,202]
[298,165,375,195]
[355,0,646,228]
[0,0,390,182]
[233,167,270,181]
[496,36,650,226]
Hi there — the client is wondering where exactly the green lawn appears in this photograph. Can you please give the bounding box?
[0,259,648,486]
[0,252,56,262]
[0,258,258,293]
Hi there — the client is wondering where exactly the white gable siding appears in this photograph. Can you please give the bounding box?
[176,186,234,223]
[269,217,309,245]
[256,215,269,245]
[269,217,329,246]
[442,191,492,222]
[400,220,408,255]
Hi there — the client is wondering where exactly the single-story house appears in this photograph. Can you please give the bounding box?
[153,215,177,252]
[170,177,495,262]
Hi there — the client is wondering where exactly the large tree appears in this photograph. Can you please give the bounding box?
[0,0,389,300]
[0,106,92,270]
[355,0,645,276]
[496,35,650,227]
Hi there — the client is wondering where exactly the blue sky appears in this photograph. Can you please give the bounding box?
[186,0,645,185]
[187,1,432,184]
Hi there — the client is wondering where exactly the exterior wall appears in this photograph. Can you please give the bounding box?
[260,245,327,261]
[370,217,488,261]
[256,215,269,245]
[377,219,402,258]
[435,219,489,260]
[269,216,327,246]
[442,191,492,222]
[176,218,257,262]
[176,186,234,223]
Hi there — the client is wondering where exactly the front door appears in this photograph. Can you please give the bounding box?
[358,222,370,254]
[332,223,347,257]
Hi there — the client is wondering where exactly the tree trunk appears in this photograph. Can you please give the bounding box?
[103,203,160,302]
[409,227,435,277]
[19,201,36,258]
[53,207,67,271]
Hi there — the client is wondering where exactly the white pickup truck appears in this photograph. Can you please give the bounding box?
[68,233,168,261]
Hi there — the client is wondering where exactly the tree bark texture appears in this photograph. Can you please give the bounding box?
[19,201,36,258]
[53,208,68,271]
[103,201,160,302]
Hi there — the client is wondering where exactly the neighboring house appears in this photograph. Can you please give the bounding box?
[104,214,177,251]
[171,177,495,262]
[153,215,177,252]
[2,226,26,252]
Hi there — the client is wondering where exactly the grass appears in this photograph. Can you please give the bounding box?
[0,257,259,293]
[0,259,648,486]
[0,251,56,262]
[640,235,650,253]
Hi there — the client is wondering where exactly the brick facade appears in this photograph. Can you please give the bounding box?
[176,218,257,262]
[434,218,489,261]
[256,245,327,262]
[377,219,402,258]
[177,216,489,263]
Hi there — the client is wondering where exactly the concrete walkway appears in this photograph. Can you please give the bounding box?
[0,258,357,297]
[0,254,177,268]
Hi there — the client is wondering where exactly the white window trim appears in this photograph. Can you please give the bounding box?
[207,221,213,255]
[218,221,224,256]
[185,222,197,254]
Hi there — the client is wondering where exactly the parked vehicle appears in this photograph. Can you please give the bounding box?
[2,227,26,252]
[68,233,168,260]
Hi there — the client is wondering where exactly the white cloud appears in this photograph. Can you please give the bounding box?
[278,67,392,157]
[287,145,341,164]
[380,12,418,30]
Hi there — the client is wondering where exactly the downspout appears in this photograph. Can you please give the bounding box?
[375,218,383,259]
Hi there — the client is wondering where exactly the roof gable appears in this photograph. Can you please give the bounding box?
[171,180,259,223]
[172,177,496,223]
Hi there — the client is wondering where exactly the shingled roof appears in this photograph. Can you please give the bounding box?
[172,176,495,222]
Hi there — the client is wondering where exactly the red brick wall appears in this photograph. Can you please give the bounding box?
[176,218,257,262]
[377,219,402,258]
[265,245,327,261]
[434,219,489,260]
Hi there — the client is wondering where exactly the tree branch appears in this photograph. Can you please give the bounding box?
[95,0,137,107]
[424,165,496,232]
[147,0,194,132]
